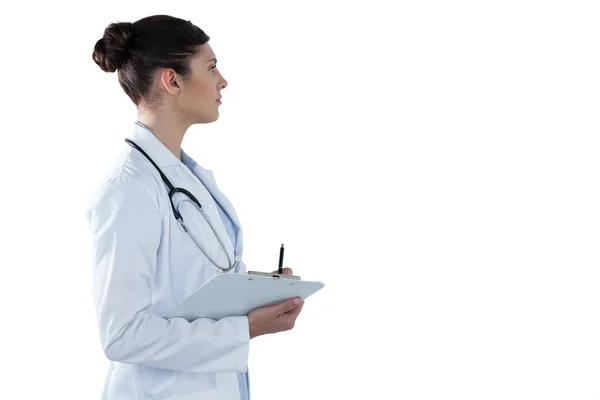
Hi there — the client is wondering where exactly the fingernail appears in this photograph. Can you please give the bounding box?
[293,298,300,305]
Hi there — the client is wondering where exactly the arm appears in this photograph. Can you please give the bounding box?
[86,176,249,372]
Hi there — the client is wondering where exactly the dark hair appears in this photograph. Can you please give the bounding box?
[92,15,210,107]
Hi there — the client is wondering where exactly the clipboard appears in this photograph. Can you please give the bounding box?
[162,272,325,321]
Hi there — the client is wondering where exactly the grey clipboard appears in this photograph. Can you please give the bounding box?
[162,273,325,321]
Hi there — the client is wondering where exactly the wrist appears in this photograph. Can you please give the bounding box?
[248,316,259,339]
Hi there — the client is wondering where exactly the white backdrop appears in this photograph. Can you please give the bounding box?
[0,1,599,399]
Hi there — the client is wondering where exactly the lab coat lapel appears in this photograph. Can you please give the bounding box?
[191,166,244,259]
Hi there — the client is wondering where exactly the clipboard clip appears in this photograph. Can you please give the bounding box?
[247,270,301,280]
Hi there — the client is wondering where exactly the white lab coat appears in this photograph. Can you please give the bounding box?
[86,122,250,400]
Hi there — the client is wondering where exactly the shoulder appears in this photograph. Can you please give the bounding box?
[85,146,164,216]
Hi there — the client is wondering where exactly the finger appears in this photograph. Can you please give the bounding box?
[282,302,304,322]
[286,300,304,315]
[276,297,302,314]
[271,267,293,275]
[284,300,304,317]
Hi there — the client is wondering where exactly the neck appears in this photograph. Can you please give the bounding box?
[137,108,190,161]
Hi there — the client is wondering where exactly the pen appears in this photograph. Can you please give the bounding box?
[278,244,284,274]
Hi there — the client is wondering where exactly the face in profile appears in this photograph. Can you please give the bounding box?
[173,43,228,124]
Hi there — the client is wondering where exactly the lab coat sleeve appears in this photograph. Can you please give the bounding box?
[86,176,250,373]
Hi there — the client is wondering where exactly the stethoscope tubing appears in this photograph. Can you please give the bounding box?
[125,138,237,272]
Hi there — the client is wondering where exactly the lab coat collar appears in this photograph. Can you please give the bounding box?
[127,121,184,168]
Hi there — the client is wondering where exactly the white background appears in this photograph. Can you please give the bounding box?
[1,1,599,399]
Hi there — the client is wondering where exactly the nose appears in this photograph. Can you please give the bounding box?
[219,70,227,89]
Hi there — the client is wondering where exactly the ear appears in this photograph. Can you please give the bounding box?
[159,68,181,96]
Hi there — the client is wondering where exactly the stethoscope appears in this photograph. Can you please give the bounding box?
[125,138,238,272]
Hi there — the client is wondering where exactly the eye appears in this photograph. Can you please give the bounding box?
[210,65,217,72]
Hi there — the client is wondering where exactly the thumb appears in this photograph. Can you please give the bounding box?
[276,297,302,314]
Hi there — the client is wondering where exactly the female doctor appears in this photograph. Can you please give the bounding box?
[86,15,304,400]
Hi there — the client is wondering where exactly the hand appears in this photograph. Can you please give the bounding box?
[274,267,294,275]
[247,267,304,339]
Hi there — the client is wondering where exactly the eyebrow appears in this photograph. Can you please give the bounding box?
[207,58,217,64]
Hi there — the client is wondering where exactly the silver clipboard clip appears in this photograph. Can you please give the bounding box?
[247,270,301,280]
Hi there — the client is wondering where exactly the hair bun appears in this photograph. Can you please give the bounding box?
[92,22,134,73]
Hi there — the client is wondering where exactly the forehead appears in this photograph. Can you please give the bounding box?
[196,43,215,62]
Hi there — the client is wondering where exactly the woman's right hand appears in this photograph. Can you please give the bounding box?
[248,297,304,339]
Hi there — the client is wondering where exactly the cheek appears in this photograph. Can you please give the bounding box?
[182,84,210,109]
[194,81,214,103]
[181,73,217,111]
[197,73,214,90]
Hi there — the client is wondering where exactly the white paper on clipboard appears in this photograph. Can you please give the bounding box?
[162,273,325,321]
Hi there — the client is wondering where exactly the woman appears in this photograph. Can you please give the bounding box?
[86,14,304,400]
